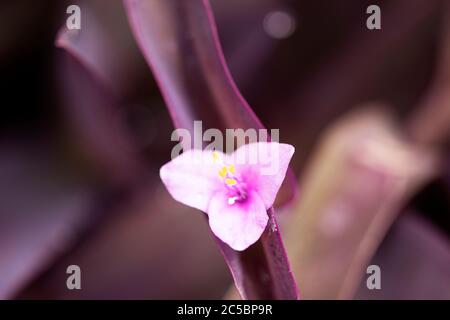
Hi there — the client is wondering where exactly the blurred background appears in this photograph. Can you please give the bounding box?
[0,0,449,299]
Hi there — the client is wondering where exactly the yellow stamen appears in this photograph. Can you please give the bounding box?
[218,166,227,178]
[228,165,235,174]
[212,151,219,163]
[225,178,237,186]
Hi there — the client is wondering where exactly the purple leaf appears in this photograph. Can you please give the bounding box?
[284,108,437,299]
[55,0,151,98]
[124,0,298,299]
[17,181,231,300]
[0,140,94,298]
[55,17,145,185]
[406,2,450,147]
[355,212,450,299]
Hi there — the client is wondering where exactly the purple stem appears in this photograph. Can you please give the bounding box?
[124,0,298,299]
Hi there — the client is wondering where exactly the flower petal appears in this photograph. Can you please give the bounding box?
[230,142,295,209]
[208,191,268,251]
[160,149,224,212]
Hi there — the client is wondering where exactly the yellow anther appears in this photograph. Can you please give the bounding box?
[225,178,237,186]
[218,166,227,178]
[212,151,219,163]
[228,165,235,174]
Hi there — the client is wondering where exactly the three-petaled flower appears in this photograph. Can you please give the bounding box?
[160,142,295,251]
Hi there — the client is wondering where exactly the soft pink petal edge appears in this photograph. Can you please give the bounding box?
[208,190,268,251]
[230,142,295,209]
[159,149,225,212]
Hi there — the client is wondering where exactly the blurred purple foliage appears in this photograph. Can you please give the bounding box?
[0,0,448,299]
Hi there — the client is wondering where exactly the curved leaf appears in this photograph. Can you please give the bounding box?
[285,108,437,299]
[124,0,298,299]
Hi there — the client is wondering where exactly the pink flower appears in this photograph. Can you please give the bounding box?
[160,142,295,251]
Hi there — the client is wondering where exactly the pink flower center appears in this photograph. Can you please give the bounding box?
[218,164,248,205]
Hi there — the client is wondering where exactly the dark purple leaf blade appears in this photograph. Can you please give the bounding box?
[124,0,298,299]
[0,140,95,298]
[55,0,151,98]
[55,27,144,186]
[284,108,437,299]
[355,212,450,299]
[17,180,232,300]
[123,0,262,131]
